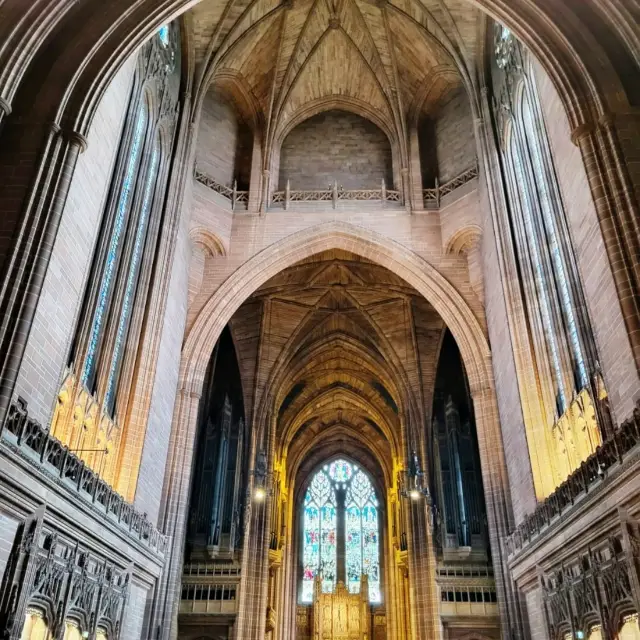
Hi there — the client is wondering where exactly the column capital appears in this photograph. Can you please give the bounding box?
[64,129,88,153]
[570,120,595,146]
[0,95,11,117]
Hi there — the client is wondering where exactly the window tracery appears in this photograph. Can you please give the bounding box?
[302,460,380,604]
[50,24,181,497]
[491,22,607,496]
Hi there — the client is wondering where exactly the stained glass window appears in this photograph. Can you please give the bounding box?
[104,142,161,411]
[301,459,380,604]
[158,25,170,47]
[302,470,336,603]
[81,105,148,388]
[520,92,588,389]
[345,468,380,602]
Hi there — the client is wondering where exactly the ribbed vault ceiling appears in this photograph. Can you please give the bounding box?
[190,0,483,145]
[228,250,446,485]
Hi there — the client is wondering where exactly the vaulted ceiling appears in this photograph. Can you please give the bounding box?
[228,250,447,486]
[189,0,483,147]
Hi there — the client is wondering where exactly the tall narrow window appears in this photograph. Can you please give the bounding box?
[52,23,181,495]
[302,470,337,602]
[301,459,380,604]
[491,21,605,495]
[104,141,161,411]
[81,104,149,389]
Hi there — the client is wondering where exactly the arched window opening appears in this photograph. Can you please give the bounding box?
[81,103,149,390]
[301,459,380,604]
[50,23,181,495]
[490,21,608,497]
[20,611,49,640]
[104,139,162,412]
[618,615,640,640]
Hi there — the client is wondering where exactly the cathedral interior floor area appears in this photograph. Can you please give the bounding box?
[0,1,639,639]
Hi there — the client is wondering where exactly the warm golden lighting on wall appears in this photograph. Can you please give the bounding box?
[529,387,603,499]
[50,369,130,496]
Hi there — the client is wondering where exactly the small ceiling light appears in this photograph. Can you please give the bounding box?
[409,488,421,501]
[254,486,266,502]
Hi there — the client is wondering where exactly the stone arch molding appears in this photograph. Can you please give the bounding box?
[181,220,493,401]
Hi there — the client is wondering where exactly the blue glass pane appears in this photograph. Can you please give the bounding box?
[82,106,148,387]
[301,470,336,603]
[104,144,160,410]
[521,93,588,389]
[158,25,169,46]
[302,461,380,604]
[509,135,567,410]
[327,459,353,483]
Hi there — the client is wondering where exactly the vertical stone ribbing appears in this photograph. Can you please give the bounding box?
[574,124,640,371]
[0,127,85,429]
[152,386,202,640]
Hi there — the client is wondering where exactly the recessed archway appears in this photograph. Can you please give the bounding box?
[164,220,514,636]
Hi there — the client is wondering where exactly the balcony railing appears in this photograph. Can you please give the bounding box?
[505,401,640,556]
[180,582,239,615]
[271,179,402,210]
[423,164,478,207]
[183,563,241,577]
[194,164,479,211]
[194,167,249,210]
[1,397,168,556]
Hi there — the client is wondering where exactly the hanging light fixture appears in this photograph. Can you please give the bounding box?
[253,449,269,502]
[400,450,431,502]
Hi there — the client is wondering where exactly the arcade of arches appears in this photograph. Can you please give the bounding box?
[0,2,639,640]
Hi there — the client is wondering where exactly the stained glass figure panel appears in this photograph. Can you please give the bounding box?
[301,470,337,603]
[320,503,337,594]
[327,459,354,483]
[346,505,362,594]
[301,460,380,604]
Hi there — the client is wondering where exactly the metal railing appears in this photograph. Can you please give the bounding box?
[271,179,402,210]
[180,582,239,614]
[436,565,493,578]
[423,164,479,207]
[194,167,249,210]
[183,563,241,577]
[1,397,168,556]
[506,401,640,556]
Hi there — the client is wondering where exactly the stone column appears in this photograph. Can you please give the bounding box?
[0,96,10,129]
[261,169,271,213]
[400,167,411,213]
[0,125,86,430]
[470,382,528,640]
[152,384,203,640]
[407,126,425,211]
[235,472,273,640]
[572,119,640,371]
[405,497,441,640]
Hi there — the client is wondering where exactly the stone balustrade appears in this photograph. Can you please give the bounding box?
[505,401,640,556]
[423,164,479,207]
[1,397,168,556]
[194,167,249,209]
